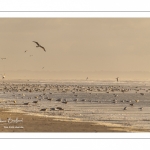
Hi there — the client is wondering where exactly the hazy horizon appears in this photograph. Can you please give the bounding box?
[1,18,150,80]
[2,70,150,81]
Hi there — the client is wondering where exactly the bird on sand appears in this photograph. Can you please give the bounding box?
[139,107,143,111]
[24,102,29,105]
[130,103,134,106]
[24,50,28,53]
[123,107,127,110]
[33,41,46,52]
[135,100,139,103]
[40,108,47,111]
[0,74,5,79]
[33,101,38,104]
[116,77,119,82]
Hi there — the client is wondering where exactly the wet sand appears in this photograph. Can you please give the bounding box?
[0,108,147,132]
[0,80,150,132]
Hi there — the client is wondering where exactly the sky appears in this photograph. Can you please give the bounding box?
[0,18,150,79]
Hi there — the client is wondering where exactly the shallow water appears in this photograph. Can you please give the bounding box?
[0,80,150,131]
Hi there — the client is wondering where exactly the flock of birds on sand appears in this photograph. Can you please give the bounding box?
[0,81,147,116]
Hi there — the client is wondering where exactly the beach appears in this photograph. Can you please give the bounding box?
[0,80,150,132]
[0,108,147,132]
[0,108,126,132]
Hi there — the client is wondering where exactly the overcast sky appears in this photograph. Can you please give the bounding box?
[0,18,150,72]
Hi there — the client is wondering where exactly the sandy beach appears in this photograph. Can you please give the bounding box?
[0,108,147,132]
[0,80,150,132]
[0,108,122,132]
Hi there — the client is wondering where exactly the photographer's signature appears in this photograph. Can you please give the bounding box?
[0,117,23,123]
[0,117,24,129]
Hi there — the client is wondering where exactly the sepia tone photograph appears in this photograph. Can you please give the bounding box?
[0,18,150,132]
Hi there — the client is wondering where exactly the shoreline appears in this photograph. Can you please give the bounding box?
[0,108,148,132]
[0,81,150,132]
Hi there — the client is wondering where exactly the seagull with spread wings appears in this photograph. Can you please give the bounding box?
[33,41,46,52]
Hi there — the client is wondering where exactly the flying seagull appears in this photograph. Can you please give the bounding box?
[116,77,119,82]
[33,41,46,52]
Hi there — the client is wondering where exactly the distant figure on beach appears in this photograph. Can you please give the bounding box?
[86,77,88,80]
[116,77,119,82]
[33,41,46,52]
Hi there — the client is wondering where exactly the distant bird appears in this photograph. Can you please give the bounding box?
[33,41,46,52]
[47,98,52,101]
[1,58,6,60]
[2,74,5,79]
[62,101,68,104]
[0,74,5,79]
[130,103,134,106]
[24,102,29,105]
[73,98,78,102]
[56,107,64,110]
[33,101,38,104]
[140,93,144,96]
[139,107,143,111]
[50,108,58,111]
[40,108,47,111]
[123,107,127,110]
[56,98,62,102]
[116,77,119,82]
[24,50,28,53]
[113,94,118,97]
